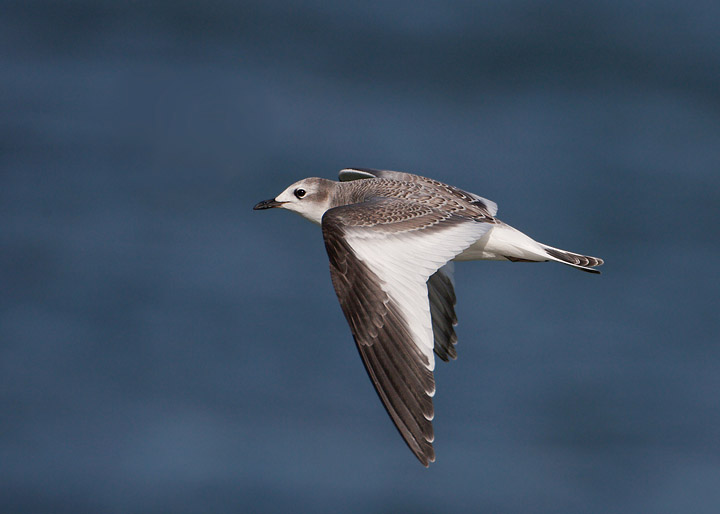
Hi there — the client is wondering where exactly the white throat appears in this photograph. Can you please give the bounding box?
[280,198,331,225]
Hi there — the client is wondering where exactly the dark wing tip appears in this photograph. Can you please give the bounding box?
[420,447,436,467]
[428,268,459,362]
[338,168,379,181]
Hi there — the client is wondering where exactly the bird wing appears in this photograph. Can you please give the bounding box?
[339,167,499,217]
[321,197,490,465]
[428,263,459,362]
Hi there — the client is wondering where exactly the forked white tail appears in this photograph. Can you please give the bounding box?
[456,223,604,274]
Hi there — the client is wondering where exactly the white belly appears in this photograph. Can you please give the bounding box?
[454,223,546,262]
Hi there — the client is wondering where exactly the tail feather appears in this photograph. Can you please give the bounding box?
[543,246,604,274]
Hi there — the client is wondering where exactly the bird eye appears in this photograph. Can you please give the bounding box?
[294,188,306,198]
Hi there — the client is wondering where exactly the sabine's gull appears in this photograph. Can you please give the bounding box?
[254,168,603,466]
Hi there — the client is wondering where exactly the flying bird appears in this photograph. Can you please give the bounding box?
[254,168,603,466]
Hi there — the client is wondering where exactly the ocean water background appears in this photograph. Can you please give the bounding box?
[2,1,719,512]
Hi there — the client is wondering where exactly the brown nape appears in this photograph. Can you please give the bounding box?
[305,177,335,204]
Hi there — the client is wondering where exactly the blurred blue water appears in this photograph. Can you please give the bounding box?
[2,1,720,512]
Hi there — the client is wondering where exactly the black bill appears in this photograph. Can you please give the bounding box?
[253,198,283,210]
